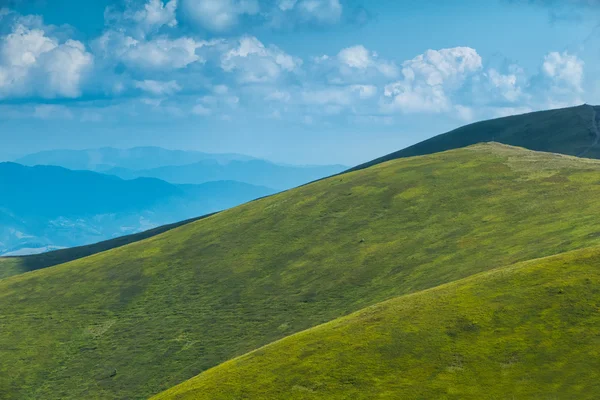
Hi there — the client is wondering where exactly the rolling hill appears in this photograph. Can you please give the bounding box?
[4,144,600,399]
[153,244,600,399]
[0,163,274,256]
[349,104,600,172]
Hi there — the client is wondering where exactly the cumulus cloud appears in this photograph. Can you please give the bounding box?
[276,0,343,24]
[338,45,398,78]
[535,51,585,108]
[311,45,398,86]
[179,0,345,31]
[485,66,524,102]
[338,45,373,69]
[134,79,182,95]
[93,30,212,70]
[382,47,482,113]
[180,0,260,32]
[105,0,178,38]
[221,36,301,83]
[0,22,93,99]
[542,51,583,92]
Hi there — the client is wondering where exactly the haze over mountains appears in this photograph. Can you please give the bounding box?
[0,162,274,256]
[15,147,257,172]
[2,148,345,255]
[17,147,348,190]
[3,106,600,399]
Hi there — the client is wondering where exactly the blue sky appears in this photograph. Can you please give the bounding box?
[0,0,599,165]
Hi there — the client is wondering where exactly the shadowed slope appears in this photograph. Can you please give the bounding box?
[5,144,600,398]
[348,104,600,172]
[153,244,600,400]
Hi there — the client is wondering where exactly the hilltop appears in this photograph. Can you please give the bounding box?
[4,144,600,398]
[349,104,600,172]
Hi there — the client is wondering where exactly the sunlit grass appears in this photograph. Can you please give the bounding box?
[4,144,600,398]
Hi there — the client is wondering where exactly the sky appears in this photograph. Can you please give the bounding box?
[0,0,599,165]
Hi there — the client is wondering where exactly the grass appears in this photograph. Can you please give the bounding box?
[0,215,210,280]
[4,143,600,398]
[349,104,600,172]
[153,244,600,400]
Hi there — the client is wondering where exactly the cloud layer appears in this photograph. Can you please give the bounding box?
[0,0,589,125]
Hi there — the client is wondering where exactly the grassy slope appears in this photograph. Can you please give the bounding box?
[6,144,600,398]
[0,215,210,280]
[349,104,600,172]
[1,105,593,281]
[154,244,600,400]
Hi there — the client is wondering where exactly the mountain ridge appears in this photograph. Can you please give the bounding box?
[348,104,600,172]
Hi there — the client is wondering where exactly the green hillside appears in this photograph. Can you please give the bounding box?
[0,215,210,280]
[5,144,600,398]
[153,244,600,400]
[349,104,600,172]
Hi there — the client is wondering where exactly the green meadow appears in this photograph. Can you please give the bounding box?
[154,244,600,399]
[3,143,600,398]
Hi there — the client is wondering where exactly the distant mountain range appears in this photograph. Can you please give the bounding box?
[16,147,256,172]
[16,147,347,190]
[104,160,346,190]
[4,147,346,254]
[0,162,274,255]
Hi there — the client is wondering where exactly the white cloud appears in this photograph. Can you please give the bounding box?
[487,68,523,102]
[0,23,93,99]
[221,36,301,83]
[180,0,260,32]
[311,45,398,86]
[105,0,178,38]
[350,84,377,98]
[295,0,342,24]
[93,30,211,70]
[134,79,182,95]
[383,80,449,113]
[274,0,342,25]
[382,47,482,114]
[542,51,584,92]
[337,45,398,78]
[402,47,482,87]
[134,0,178,33]
[338,45,372,69]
